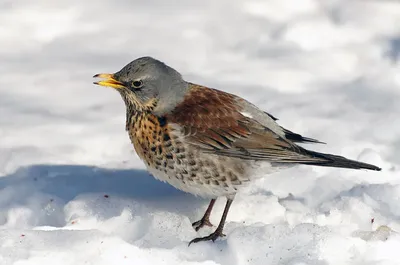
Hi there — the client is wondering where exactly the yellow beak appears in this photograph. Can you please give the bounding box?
[93,73,126,89]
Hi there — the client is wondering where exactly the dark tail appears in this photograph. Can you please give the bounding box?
[300,149,381,171]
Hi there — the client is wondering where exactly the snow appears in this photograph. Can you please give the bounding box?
[1,0,400,264]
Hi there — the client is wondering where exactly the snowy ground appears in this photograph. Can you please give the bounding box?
[1,0,400,264]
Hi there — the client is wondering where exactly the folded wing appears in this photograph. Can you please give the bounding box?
[166,83,326,163]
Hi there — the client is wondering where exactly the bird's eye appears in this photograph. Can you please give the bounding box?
[132,80,143,88]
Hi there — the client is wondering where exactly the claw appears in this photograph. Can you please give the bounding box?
[188,229,225,246]
[189,198,232,246]
[192,218,213,231]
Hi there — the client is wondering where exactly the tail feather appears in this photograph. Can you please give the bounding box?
[300,150,381,171]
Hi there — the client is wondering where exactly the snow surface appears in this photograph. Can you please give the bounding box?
[1,0,400,264]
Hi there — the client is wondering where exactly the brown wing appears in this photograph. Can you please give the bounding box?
[166,83,326,163]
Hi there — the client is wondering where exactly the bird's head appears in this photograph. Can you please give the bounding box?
[94,57,188,116]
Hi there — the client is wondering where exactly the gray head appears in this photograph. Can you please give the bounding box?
[93,56,188,116]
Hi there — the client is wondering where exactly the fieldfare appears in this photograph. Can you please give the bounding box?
[93,57,381,245]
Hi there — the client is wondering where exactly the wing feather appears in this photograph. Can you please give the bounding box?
[166,83,327,163]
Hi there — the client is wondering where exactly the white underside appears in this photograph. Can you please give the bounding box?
[146,159,285,198]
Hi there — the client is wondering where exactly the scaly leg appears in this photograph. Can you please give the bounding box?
[192,199,216,231]
[189,198,233,245]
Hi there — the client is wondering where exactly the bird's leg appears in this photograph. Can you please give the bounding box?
[192,199,216,231]
[189,198,233,245]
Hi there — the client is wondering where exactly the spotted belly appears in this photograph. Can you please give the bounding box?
[126,113,254,197]
[146,150,252,197]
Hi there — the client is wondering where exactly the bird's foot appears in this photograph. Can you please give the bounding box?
[192,218,213,231]
[188,229,226,246]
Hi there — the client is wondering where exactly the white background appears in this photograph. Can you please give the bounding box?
[1,0,400,264]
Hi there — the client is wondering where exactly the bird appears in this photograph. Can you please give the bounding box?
[93,56,381,245]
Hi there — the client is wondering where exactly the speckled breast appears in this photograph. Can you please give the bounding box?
[126,113,250,197]
[127,113,173,167]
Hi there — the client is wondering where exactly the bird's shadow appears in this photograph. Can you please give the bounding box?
[0,164,205,226]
